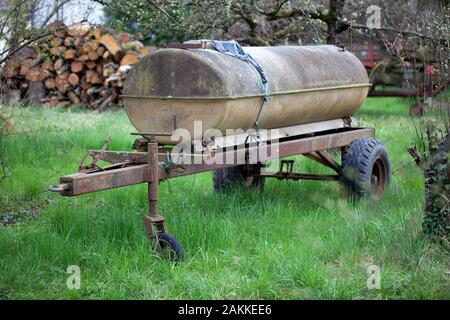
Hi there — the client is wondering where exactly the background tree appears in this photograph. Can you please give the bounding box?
[403,0,449,247]
[98,0,356,46]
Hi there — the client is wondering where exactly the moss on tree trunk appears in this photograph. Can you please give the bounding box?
[422,134,450,247]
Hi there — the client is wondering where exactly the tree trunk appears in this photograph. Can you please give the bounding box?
[326,0,347,44]
[423,133,450,247]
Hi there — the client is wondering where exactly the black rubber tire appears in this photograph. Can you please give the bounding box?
[213,165,265,192]
[157,232,184,262]
[340,138,391,201]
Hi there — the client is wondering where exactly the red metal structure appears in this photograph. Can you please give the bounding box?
[352,40,448,115]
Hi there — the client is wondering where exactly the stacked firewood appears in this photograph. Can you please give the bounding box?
[1,21,151,110]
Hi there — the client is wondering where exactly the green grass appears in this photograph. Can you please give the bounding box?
[0,98,448,299]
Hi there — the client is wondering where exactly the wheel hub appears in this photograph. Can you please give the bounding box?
[371,157,388,198]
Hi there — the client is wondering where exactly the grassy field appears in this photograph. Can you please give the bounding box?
[0,97,448,299]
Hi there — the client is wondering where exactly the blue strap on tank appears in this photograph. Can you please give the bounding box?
[211,41,269,147]
[211,40,269,102]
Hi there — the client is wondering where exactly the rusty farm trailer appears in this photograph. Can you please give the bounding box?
[49,41,391,260]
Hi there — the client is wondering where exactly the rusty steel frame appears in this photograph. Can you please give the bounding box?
[49,127,375,240]
[144,140,166,239]
[257,172,340,181]
[51,127,374,197]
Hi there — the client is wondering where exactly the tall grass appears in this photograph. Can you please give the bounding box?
[0,98,448,299]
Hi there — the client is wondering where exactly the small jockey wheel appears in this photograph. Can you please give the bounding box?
[145,216,184,262]
[155,232,184,262]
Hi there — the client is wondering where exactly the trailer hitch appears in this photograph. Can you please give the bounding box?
[48,183,70,193]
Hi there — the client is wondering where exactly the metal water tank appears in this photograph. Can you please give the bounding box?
[122,44,370,145]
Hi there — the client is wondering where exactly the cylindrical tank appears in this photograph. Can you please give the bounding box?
[123,44,370,145]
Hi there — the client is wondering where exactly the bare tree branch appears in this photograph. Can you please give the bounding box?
[39,0,71,28]
[265,6,326,21]
[144,0,177,23]
[352,24,449,43]
[251,0,289,16]
[0,19,86,66]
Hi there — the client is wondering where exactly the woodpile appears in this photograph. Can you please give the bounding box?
[1,21,151,110]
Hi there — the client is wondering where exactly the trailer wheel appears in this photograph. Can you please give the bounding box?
[340,138,391,200]
[157,232,184,261]
[213,165,265,192]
